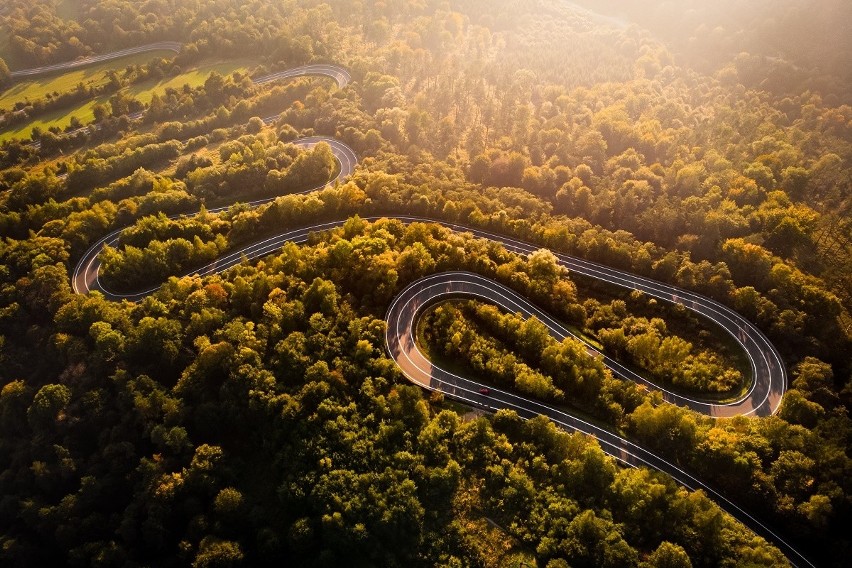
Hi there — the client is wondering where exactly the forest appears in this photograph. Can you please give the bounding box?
[0,0,850,566]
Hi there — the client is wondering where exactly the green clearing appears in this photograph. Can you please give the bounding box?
[0,57,254,143]
[0,50,178,111]
[126,57,254,105]
[0,96,108,142]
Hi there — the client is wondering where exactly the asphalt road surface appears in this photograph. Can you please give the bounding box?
[23,61,350,149]
[77,200,786,417]
[71,136,356,302]
[10,42,183,79]
[59,62,809,562]
[73,220,810,564]
[385,271,811,568]
[253,64,351,89]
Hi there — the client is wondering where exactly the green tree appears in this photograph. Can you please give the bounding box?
[193,537,244,568]
[0,57,11,85]
[629,401,699,458]
[0,380,33,435]
[127,316,184,375]
[644,541,692,568]
[92,102,110,122]
[27,384,71,430]
[560,509,638,567]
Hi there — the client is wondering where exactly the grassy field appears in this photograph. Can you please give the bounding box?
[127,58,254,105]
[0,57,254,143]
[0,50,178,111]
[0,97,108,142]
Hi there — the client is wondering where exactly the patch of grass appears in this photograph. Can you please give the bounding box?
[0,58,254,142]
[0,96,108,143]
[0,50,177,111]
[127,58,255,104]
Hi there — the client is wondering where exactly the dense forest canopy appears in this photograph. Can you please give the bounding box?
[572,0,852,104]
[0,1,850,567]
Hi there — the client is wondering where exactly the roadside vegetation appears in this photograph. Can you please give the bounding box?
[424,298,744,399]
[0,55,253,143]
[0,50,177,111]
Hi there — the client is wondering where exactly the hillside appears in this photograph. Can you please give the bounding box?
[0,1,850,566]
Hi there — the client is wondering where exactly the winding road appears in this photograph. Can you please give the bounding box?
[386,271,810,568]
[8,40,350,89]
[72,136,356,302]
[77,206,787,417]
[254,64,351,89]
[71,196,810,567]
[59,60,807,565]
[419,220,787,418]
[21,57,349,149]
[9,42,183,80]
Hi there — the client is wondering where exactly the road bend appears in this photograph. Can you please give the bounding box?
[10,42,183,80]
[67,135,808,565]
[385,271,811,568]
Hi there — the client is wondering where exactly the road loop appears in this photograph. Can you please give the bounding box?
[62,58,810,568]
